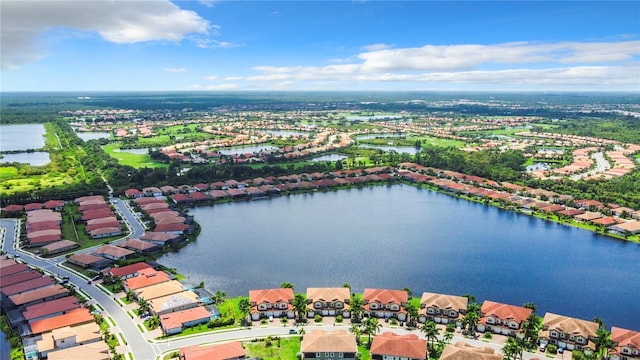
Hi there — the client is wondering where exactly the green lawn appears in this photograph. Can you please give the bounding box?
[244,336,301,359]
[102,143,168,169]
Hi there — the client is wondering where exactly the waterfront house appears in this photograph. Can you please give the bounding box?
[135,280,185,301]
[179,340,246,360]
[419,292,467,325]
[539,312,598,353]
[159,306,213,335]
[610,327,640,360]
[93,244,135,261]
[608,220,640,236]
[140,231,181,246]
[67,253,111,270]
[306,287,351,318]
[248,288,294,321]
[301,329,358,360]
[440,341,502,360]
[476,300,532,336]
[370,332,427,360]
[148,290,199,315]
[123,268,171,292]
[363,288,408,321]
[102,262,152,280]
[118,238,160,254]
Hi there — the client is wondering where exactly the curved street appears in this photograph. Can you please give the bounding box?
[2,201,548,360]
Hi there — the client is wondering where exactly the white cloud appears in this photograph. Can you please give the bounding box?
[164,67,187,73]
[248,40,640,89]
[223,76,244,81]
[1,0,211,70]
[204,75,218,80]
[198,0,219,8]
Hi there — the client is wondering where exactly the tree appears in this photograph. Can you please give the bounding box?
[137,298,149,315]
[404,301,419,327]
[594,325,615,360]
[502,337,524,360]
[463,302,480,338]
[214,290,226,305]
[349,294,365,322]
[238,297,251,326]
[521,312,542,351]
[280,281,294,290]
[402,287,413,299]
[362,317,381,347]
[293,293,307,322]
[421,320,440,349]
[349,324,362,345]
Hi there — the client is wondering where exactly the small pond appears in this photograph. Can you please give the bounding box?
[0,152,50,166]
[218,145,278,155]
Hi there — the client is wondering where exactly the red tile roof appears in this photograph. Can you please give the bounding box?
[9,285,69,306]
[363,288,408,305]
[103,262,152,278]
[0,270,42,288]
[124,269,170,290]
[23,296,82,321]
[480,300,532,324]
[371,332,426,360]
[249,288,294,305]
[180,341,246,360]
[30,308,93,335]
[160,306,211,331]
[1,276,55,296]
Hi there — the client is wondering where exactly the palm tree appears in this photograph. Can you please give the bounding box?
[404,301,419,327]
[421,320,440,349]
[594,326,615,359]
[521,312,542,351]
[463,306,480,338]
[401,287,413,299]
[214,290,226,305]
[349,324,362,345]
[293,293,307,322]
[350,294,365,322]
[522,302,537,313]
[238,297,251,326]
[362,317,382,347]
[137,298,149,315]
[502,337,524,360]
[280,281,294,290]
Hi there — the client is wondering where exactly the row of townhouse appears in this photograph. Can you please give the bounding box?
[0,256,111,360]
[248,286,639,359]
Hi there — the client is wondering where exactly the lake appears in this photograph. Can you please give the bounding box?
[218,145,278,155]
[359,144,420,154]
[0,124,46,151]
[309,154,347,162]
[159,184,640,330]
[76,131,110,141]
[0,152,50,166]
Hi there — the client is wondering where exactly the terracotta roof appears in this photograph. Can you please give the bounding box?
[611,327,640,352]
[440,341,502,360]
[306,287,350,302]
[140,231,180,242]
[41,240,79,253]
[36,322,101,354]
[420,292,468,312]
[363,288,408,305]
[0,262,30,277]
[542,312,598,338]
[0,270,42,288]
[160,306,211,331]
[124,269,170,290]
[30,307,93,335]
[136,280,185,301]
[370,332,427,359]
[23,296,82,321]
[9,284,69,306]
[104,262,152,278]
[301,329,357,353]
[93,244,135,259]
[148,290,199,313]
[480,300,532,324]
[180,340,246,360]
[68,253,108,266]
[249,288,294,304]
[1,276,55,296]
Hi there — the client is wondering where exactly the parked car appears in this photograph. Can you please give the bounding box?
[539,344,547,352]
[289,329,297,334]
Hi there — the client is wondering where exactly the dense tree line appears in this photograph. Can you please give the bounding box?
[536,117,640,144]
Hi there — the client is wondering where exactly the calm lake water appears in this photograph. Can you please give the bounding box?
[359,144,420,154]
[76,131,110,141]
[0,152,50,166]
[1,332,8,360]
[218,145,278,155]
[159,184,640,330]
[310,154,347,162]
[0,124,46,151]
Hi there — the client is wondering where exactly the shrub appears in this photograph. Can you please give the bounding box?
[483,332,493,340]
[314,314,322,323]
[547,344,557,354]
[390,318,398,326]
[208,316,235,329]
[335,315,343,323]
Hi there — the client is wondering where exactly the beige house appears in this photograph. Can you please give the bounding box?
[248,288,294,321]
[440,341,502,360]
[363,288,408,321]
[419,292,467,325]
[36,322,102,359]
[306,287,350,318]
[539,312,598,354]
[301,329,358,360]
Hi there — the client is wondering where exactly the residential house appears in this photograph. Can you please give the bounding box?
[8,285,69,308]
[248,288,294,321]
[102,262,153,280]
[301,329,358,360]
[610,327,640,360]
[370,332,427,360]
[539,312,598,353]
[363,288,408,321]
[23,296,82,324]
[419,292,467,325]
[123,268,171,292]
[29,307,94,336]
[477,300,532,337]
[160,306,213,335]
[440,341,502,360]
[93,244,135,261]
[135,280,185,301]
[67,253,112,270]
[41,240,79,255]
[36,322,102,359]
[46,341,110,360]
[306,287,350,318]
[179,340,246,360]
[148,290,199,315]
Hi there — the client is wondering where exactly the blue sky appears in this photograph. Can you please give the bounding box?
[1,1,639,92]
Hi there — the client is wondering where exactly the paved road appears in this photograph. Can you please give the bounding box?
[569,151,611,180]
[0,219,159,360]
